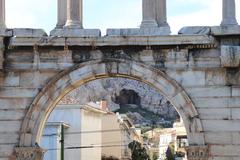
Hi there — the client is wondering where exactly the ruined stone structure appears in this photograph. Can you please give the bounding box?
[0,0,239,160]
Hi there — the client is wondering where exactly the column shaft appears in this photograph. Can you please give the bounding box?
[156,0,169,27]
[141,0,158,28]
[0,0,6,28]
[65,0,83,28]
[56,0,67,28]
[221,0,238,26]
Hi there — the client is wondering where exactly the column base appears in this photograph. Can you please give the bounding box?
[107,27,171,36]
[211,25,240,36]
[15,147,46,160]
[64,20,83,29]
[185,145,209,160]
[158,22,170,27]
[221,19,238,26]
[12,29,47,37]
[140,20,158,28]
[50,28,101,37]
[55,23,65,29]
[0,24,6,29]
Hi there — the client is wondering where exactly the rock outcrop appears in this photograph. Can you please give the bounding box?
[60,78,179,123]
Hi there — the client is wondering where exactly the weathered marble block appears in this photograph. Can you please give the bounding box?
[106,27,170,36]
[178,26,211,35]
[211,25,240,35]
[0,28,12,36]
[12,29,47,37]
[50,28,101,37]
[221,45,240,67]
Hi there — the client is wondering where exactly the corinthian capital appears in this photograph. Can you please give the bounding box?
[15,147,46,160]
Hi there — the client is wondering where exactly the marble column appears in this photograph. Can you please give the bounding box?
[155,0,169,27]
[0,0,6,29]
[64,0,83,28]
[15,147,46,160]
[56,0,67,28]
[141,0,158,28]
[221,0,238,26]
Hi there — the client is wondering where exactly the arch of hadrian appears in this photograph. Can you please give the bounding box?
[0,0,239,159]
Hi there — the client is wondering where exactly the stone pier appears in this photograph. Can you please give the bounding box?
[56,0,67,29]
[221,0,238,26]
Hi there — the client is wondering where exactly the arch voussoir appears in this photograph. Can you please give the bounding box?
[172,91,199,118]
[19,59,204,147]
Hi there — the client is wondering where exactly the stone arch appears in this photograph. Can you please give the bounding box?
[19,59,204,147]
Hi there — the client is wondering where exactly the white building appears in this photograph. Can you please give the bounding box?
[41,101,142,160]
[40,122,69,160]
[158,119,188,160]
[173,119,188,160]
[158,129,175,160]
[40,103,108,160]
[102,113,142,160]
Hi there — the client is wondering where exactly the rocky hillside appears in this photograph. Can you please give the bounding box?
[60,78,179,127]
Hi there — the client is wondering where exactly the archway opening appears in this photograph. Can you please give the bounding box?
[40,77,188,160]
[19,60,203,160]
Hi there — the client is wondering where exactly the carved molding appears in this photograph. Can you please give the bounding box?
[185,145,209,160]
[15,147,46,160]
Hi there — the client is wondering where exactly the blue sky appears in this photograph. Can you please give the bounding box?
[5,0,240,35]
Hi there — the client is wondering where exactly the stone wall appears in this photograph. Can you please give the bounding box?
[0,26,239,160]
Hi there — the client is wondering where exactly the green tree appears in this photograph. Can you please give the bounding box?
[128,141,150,160]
